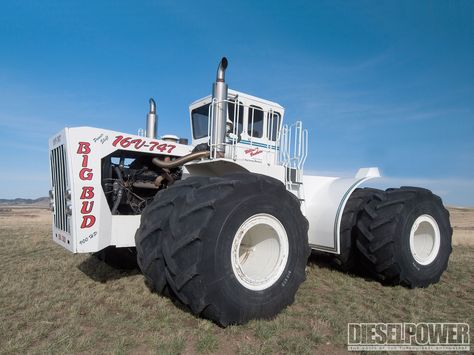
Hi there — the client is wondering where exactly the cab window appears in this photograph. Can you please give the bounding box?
[248,105,264,138]
[191,104,210,139]
[228,100,244,135]
[267,112,281,141]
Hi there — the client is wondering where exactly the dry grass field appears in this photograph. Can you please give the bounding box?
[1,206,473,354]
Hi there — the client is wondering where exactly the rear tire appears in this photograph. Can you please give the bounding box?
[356,187,452,287]
[161,173,310,326]
[334,187,382,271]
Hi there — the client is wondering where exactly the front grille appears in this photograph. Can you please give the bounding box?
[50,145,70,233]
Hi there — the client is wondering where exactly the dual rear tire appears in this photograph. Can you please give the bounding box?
[355,187,452,287]
[335,187,383,271]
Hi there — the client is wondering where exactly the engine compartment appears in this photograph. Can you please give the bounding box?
[101,150,182,215]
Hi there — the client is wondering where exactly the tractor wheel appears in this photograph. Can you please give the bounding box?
[356,187,452,287]
[135,177,210,293]
[161,173,310,326]
[335,187,382,271]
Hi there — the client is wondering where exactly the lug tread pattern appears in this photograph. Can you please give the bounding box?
[161,173,309,326]
[333,188,383,271]
[356,187,452,287]
[135,177,208,293]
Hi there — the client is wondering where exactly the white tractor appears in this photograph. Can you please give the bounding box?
[48,58,452,326]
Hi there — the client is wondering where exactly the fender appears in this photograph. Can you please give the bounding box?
[303,168,380,253]
[184,158,286,183]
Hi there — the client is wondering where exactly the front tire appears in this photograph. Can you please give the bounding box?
[135,177,210,293]
[162,173,310,326]
[356,187,452,287]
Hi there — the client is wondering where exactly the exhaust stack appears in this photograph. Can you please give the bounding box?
[146,98,157,139]
[211,57,228,156]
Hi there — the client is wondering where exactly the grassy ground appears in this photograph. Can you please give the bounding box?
[0,207,472,354]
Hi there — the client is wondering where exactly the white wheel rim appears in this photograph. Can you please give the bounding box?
[409,214,441,265]
[231,213,289,291]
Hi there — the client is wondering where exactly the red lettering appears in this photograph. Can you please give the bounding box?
[80,201,94,214]
[79,168,93,180]
[245,148,263,157]
[131,139,145,149]
[120,137,132,148]
[80,186,95,199]
[81,154,88,167]
[112,135,123,147]
[155,143,167,152]
[149,141,159,151]
[77,142,95,225]
[77,142,91,154]
[81,215,96,228]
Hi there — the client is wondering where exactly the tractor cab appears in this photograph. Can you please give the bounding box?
[186,88,309,209]
[189,89,284,161]
[185,57,308,184]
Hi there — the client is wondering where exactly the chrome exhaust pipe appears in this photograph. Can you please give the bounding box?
[211,57,228,156]
[216,57,228,82]
[146,98,157,139]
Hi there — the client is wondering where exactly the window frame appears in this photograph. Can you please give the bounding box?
[191,103,211,139]
[228,99,245,137]
[266,111,281,142]
[247,105,264,139]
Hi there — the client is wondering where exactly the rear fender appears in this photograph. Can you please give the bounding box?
[303,168,380,253]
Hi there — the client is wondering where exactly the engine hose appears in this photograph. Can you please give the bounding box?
[111,166,124,215]
[152,151,209,169]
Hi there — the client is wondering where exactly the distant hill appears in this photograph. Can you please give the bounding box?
[0,197,49,207]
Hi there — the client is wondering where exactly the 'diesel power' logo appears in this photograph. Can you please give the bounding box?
[347,323,470,352]
[77,142,96,229]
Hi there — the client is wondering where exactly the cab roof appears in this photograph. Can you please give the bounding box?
[189,89,284,110]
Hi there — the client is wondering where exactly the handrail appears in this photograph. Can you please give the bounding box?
[278,121,308,171]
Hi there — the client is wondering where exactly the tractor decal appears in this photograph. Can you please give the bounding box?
[77,141,96,229]
[112,135,176,153]
[244,147,263,157]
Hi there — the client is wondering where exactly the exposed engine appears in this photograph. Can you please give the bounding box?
[102,152,182,215]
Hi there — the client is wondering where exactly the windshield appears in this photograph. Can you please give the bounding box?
[191,103,210,139]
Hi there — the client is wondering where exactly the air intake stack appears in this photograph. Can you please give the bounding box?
[211,57,228,157]
[146,98,157,139]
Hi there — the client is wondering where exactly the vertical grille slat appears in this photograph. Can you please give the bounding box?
[59,147,65,230]
[50,145,70,233]
[53,149,60,230]
[63,145,69,232]
[51,149,58,229]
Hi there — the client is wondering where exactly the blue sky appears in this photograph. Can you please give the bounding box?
[0,1,473,206]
